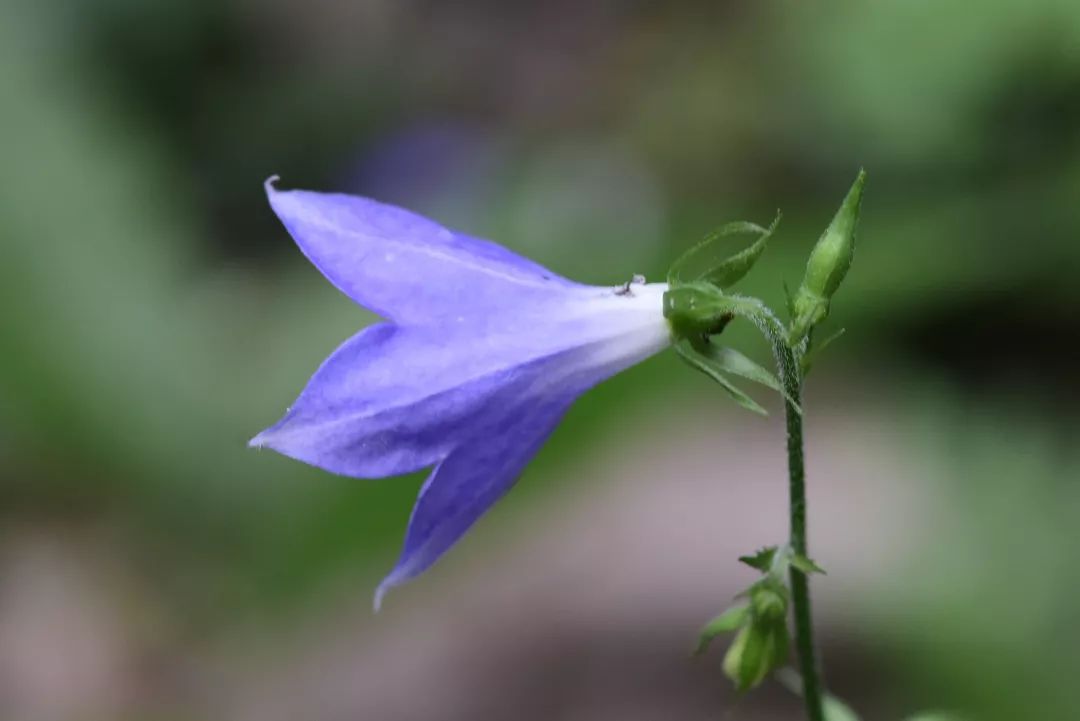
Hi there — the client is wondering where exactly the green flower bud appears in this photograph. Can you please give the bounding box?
[803,170,865,299]
[722,625,756,688]
[722,619,791,691]
[750,585,788,622]
[790,170,865,343]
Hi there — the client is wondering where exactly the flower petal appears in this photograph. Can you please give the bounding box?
[249,322,522,477]
[373,391,573,610]
[265,178,580,324]
[249,284,671,480]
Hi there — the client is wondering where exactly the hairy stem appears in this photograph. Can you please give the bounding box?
[711,295,827,719]
[778,344,825,721]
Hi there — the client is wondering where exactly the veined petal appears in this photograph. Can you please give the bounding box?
[374,391,574,611]
[265,178,580,325]
[250,283,671,480]
[250,323,471,476]
[254,180,674,604]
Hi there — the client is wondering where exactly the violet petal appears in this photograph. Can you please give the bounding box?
[266,178,579,325]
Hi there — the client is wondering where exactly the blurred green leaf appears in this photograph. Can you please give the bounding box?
[739,546,779,572]
[790,552,826,576]
[777,668,862,721]
[823,695,862,721]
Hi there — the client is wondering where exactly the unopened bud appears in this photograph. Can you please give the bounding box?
[722,619,790,691]
[751,585,788,622]
[790,170,865,343]
[722,625,754,687]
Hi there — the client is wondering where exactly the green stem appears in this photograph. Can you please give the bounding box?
[705,295,827,720]
[779,344,825,721]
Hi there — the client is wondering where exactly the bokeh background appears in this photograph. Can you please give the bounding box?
[3,1,1079,719]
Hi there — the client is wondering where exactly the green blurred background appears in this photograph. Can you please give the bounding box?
[2,1,1078,719]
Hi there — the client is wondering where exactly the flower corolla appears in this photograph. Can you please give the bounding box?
[251,178,671,608]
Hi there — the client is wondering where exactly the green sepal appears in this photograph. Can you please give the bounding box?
[802,327,846,376]
[675,340,768,416]
[699,214,780,288]
[667,213,779,287]
[693,603,750,656]
[738,546,779,572]
[699,344,781,390]
[696,342,802,414]
[782,279,796,318]
[790,552,826,575]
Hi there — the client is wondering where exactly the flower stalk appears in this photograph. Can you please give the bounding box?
[779,340,825,721]
[744,307,826,721]
[672,171,864,720]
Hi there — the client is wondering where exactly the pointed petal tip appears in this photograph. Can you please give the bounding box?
[373,560,414,612]
[264,174,281,196]
[373,575,397,613]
